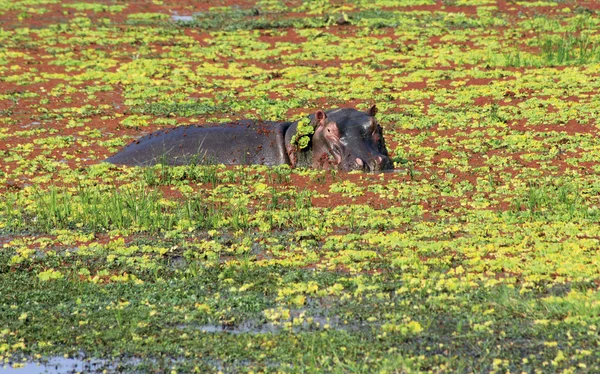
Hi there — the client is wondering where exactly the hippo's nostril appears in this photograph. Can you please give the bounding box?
[355,158,371,171]
[369,155,393,171]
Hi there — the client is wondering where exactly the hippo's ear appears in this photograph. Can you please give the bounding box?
[313,110,327,128]
[368,105,378,117]
[317,112,341,141]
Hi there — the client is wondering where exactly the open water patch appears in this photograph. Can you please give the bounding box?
[180,310,369,335]
[171,12,195,22]
[372,168,407,174]
[2,357,113,374]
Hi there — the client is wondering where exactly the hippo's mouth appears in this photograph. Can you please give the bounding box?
[340,153,394,172]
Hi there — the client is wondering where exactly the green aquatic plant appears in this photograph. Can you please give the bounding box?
[290,117,314,150]
[1,0,600,372]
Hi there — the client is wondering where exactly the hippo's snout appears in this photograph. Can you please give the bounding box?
[346,154,393,172]
[354,157,369,171]
[365,154,393,171]
[357,157,374,172]
[374,155,394,171]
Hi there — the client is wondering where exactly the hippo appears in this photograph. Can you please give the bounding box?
[105,106,393,172]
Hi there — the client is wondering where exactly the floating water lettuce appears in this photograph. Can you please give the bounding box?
[290,117,314,149]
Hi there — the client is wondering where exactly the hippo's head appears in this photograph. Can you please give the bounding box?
[305,106,393,171]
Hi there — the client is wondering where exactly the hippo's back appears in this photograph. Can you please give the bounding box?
[106,121,293,167]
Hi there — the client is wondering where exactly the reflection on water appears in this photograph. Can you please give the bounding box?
[179,311,368,335]
[171,13,194,22]
[371,168,406,174]
[1,357,110,374]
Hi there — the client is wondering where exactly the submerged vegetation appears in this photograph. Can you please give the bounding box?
[1,0,600,372]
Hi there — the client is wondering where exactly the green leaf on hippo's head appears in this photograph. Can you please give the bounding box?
[291,117,314,149]
[296,117,313,134]
[297,135,310,149]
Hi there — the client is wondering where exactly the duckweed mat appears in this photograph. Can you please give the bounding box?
[1,0,600,372]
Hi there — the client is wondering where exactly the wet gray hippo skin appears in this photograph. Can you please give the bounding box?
[106,119,292,167]
[105,106,393,171]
